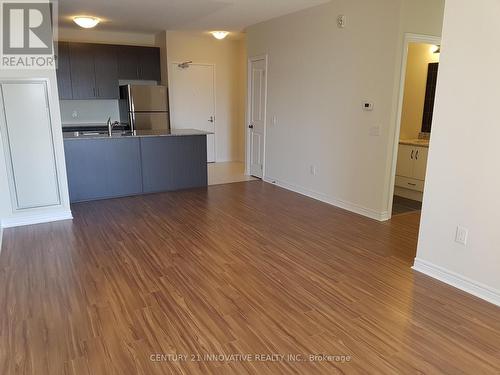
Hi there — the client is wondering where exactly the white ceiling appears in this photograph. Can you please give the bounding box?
[58,0,330,34]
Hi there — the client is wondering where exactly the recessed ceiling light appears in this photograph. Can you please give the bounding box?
[211,31,229,40]
[73,16,100,29]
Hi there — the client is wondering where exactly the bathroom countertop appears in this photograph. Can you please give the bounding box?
[399,139,430,148]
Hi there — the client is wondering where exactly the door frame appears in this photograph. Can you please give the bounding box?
[245,55,268,177]
[386,33,441,218]
[167,61,217,162]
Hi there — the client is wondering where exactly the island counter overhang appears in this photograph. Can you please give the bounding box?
[63,129,210,203]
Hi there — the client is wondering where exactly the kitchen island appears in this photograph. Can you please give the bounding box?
[63,129,209,203]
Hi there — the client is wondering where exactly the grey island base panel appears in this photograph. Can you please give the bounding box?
[64,135,208,203]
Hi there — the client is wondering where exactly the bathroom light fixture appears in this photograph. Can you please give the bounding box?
[432,44,441,54]
[73,16,100,29]
[211,31,229,40]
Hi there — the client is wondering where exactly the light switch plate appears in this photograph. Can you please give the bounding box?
[455,226,468,245]
[369,126,380,136]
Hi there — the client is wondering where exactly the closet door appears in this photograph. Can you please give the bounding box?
[0,81,60,209]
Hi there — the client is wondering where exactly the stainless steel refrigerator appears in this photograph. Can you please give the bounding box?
[119,85,169,131]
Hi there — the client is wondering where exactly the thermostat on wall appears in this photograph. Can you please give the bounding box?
[362,101,374,111]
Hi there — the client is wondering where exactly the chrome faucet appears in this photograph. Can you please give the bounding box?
[107,117,120,136]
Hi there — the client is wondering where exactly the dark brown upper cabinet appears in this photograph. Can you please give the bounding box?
[93,44,119,99]
[55,42,72,100]
[117,46,140,80]
[56,42,161,100]
[68,43,119,100]
[117,46,161,81]
[138,47,161,81]
[69,43,98,99]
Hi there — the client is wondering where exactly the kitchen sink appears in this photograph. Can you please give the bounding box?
[74,131,134,137]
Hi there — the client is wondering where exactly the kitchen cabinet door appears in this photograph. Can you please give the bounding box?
[64,138,142,202]
[139,47,161,81]
[93,44,119,99]
[396,144,414,178]
[413,147,429,181]
[56,42,72,99]
[117,46,140,80]
[141,136,207,193]
[69,43,97,99]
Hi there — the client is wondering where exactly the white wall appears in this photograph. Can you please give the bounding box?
[59,100,120,125]
[247,0,444,220]
[166,31,246,162]
[58,27,156,46]
[414,0,500,305]
[155,31,169,86]
[0,68,72,227]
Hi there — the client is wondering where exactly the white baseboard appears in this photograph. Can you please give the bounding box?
[413,258,500,307]
[263,176,389,221]
[1,210,73,228]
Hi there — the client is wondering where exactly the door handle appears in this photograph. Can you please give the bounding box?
[248,124,254,129]
[411,150,414,160]
[208,116,215,123]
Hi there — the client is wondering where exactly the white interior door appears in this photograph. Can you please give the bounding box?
[248,58,267,178]
[0,81,61,210]
[169,63,216,162]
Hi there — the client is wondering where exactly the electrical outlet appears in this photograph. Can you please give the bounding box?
[310,165,317,176]
[272,116,277,126]
[455,226,468,246]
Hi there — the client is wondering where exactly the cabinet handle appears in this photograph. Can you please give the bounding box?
[411,150,414,159]
[415,150,419,160]
[408,182,417,186]
[93,87,96,97]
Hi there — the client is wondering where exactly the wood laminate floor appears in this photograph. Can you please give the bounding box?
[1,181,499,374]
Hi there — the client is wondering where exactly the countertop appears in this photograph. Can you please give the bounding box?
[63,128,212,140]
[62,123,128,132]
[399,139,430,148]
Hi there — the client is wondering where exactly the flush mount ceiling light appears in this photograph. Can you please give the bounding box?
[73,16,100,29]
[211,31,229,40]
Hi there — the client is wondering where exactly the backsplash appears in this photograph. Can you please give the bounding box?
[59,100,120,126]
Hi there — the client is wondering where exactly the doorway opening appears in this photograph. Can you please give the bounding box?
[388,34,441,218]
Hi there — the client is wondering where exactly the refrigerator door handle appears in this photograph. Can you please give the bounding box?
[129,112,136,132]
